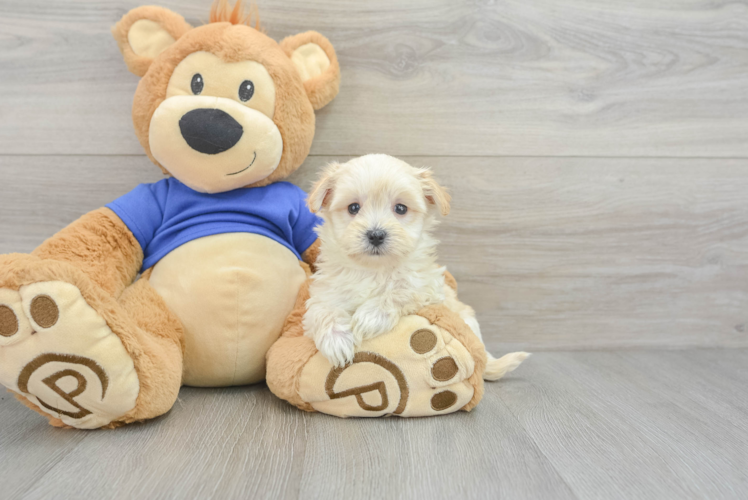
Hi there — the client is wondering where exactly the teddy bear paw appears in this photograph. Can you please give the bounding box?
[0,280,139,429]
[296,313,480,417]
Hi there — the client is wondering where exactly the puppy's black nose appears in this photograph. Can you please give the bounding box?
[367,229,387,247]
[179,108,243,155]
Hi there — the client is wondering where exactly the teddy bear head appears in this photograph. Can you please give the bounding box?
[112,1,340,194]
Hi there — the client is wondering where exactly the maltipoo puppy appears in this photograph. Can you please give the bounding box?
[304,154,529,380]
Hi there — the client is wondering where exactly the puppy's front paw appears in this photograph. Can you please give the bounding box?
[352,306,399,340]
[316,326,356,368]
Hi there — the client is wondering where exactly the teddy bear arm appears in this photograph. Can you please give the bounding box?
[301,238,321,272]
[31,207,144,297]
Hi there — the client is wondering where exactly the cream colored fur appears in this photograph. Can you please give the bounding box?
[149,233,306,387]
[304,154,529,377]
[298,314,477,417]
[0,281,139,429]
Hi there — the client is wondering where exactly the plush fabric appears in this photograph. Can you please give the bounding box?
[126,20,337,187]
[444,270,458,292]
[290,44,330,83]
[209,0,263,29]
[147,94,284,193]
[107,178,321,270]
[0,280,140,429]
[281,32,341,111]
[114,269,184,425]
[111,6,193,77]
[0,2,342,429]
[417,304,486,411]
[148,232,307,387]
[266,277,487,417]
[165,50,277,118]
[0,253,182,428]
[128,20,177,60]
[301,238,322,272]
[31,208,143,298]
[265,279,318,412]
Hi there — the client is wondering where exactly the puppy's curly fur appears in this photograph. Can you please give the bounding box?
[304,154,530,377]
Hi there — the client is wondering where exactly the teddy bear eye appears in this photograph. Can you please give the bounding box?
[394,204,408,215]
[348,203,360,215]
[191,74,203,95]
[239,80,255,102]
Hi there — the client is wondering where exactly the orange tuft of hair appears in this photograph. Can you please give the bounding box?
[209,0,263,31]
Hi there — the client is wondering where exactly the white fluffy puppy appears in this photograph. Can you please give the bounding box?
[304,154,529,380]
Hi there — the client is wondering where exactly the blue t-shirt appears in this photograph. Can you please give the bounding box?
[106,178,321,271]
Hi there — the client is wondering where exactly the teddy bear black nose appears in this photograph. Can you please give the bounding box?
[179,108,243,155]
[367,229,387,247]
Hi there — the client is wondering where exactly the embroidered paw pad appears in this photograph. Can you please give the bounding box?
[0,282,139,429]
[296,314,478,417]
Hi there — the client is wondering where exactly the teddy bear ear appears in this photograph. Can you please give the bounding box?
[281,31,341,110]
[111,6,193,77]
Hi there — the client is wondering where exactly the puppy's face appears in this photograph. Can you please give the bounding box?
[309,155,450,267]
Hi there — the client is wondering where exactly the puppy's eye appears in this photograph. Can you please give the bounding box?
[239,80,255,102]
[191,74,204,95]
[394,204,408,215]
[348,203,360,215]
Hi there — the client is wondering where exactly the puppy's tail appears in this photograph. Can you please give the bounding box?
[483,351,530,381]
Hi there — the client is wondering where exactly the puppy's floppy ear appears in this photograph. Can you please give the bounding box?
[417,168,451,216]
[112,6,193,77]
[308,162,342,213]
[281,32,341,110]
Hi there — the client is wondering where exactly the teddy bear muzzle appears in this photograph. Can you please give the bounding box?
[148,95,284,194]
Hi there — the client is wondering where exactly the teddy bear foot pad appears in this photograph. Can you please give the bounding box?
[298,314,477,417]
[0,281,139,429]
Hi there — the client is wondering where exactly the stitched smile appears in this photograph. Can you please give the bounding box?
[227,151,257,176]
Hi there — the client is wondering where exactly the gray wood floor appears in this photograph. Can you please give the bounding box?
[2,0,748,498]
[0,350,746,499]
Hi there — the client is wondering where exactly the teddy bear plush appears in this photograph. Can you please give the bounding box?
[0,1,488,428]
[0,1,340,429]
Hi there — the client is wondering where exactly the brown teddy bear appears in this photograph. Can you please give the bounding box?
[0,1,487,428]
[0,1,339,429]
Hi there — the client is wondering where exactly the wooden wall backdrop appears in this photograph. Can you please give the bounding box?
[2,0,748,351]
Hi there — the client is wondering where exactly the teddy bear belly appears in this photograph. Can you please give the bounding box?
[148,232,307,387]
